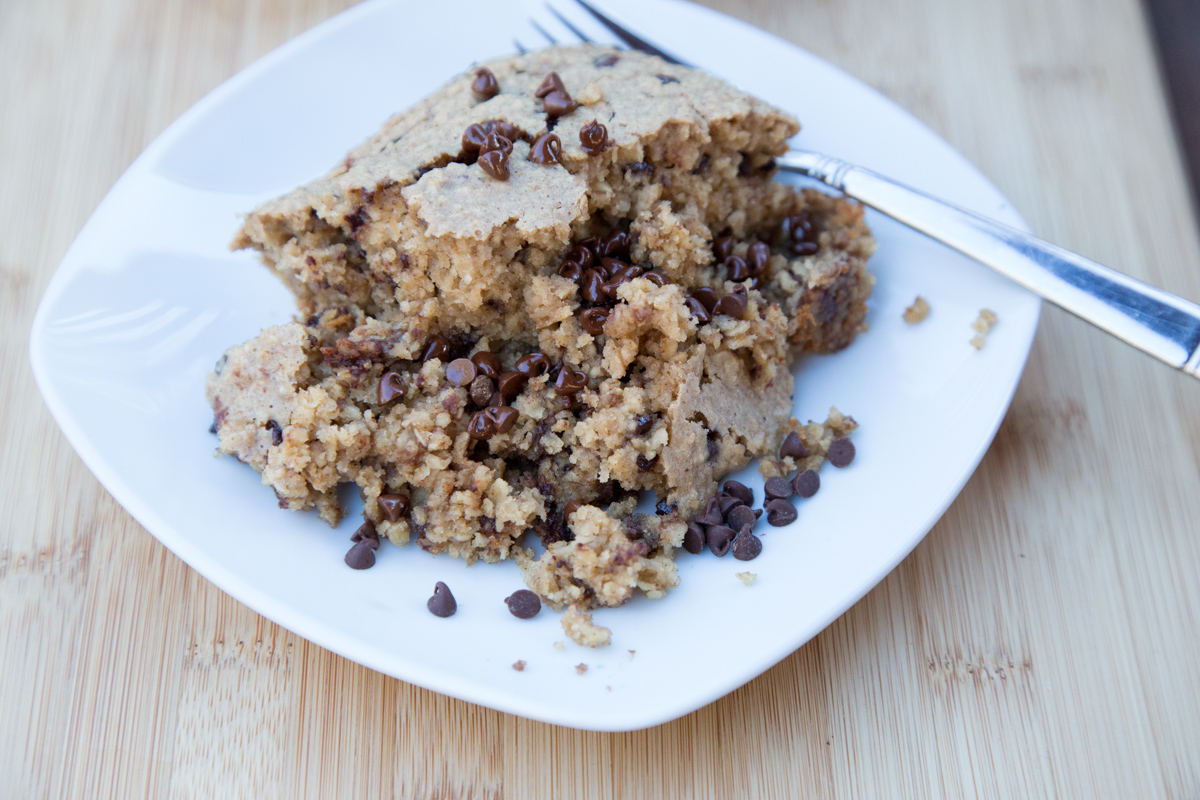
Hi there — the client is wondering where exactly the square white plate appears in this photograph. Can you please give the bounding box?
[30,0,1039,731]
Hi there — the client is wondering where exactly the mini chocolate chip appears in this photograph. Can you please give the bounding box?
[488,391,504,407]
[764,498,798,527]
[427,581,457,617]
[266,419,283,446]
[600,230,631,258]
[529,132,562,164]
[563,499,582,520]
[479,149,510,180]
[471,352,501,379]
[717,493,744,516]
[445,357,478,387]
[828,438,856,468]
[497,370,527,398]
[469,374,495,406]
[732,526,762,561]
[485,120,521,141]
[580,307,609,335]
[209,418,218,434]
[579,269,606,304]
[642,271,667,287]
[724,255,751,281]
[378,493,410,521]
[577,236,601,254]
[554,366,588,395]
[656,498,677,516]
[558,260,584,282]
[484,404,519,433]
[707,525,735,557]
[595,53,620,67]
[780,432,809,460]
[726,504,757,531]
[707,431,721,462]
[748,241,770,274]
[481,132,513,155]
[687,289,715,315]
[599,257,627,278]
[461,123,489,153]
[566,244,594,269]
[634,415,655,435]
[580,120,609,155]
[351,520,379,544]
[627,161,654,174]
[713,236,734,262]
[543,90,578,117]
[515,352,551,378]
[788,211,813,238]
[793,240,819,256]
[378,371,406,403]
[505,589,542,619]
[422,336,450,362]
[471,67,499,101]
[683,522,706,554]
[722,480,753,506]
[535,72,566,97]
[686,297,712,324]
[764,476,793,500]
[656,73,680,84]
[636,454,656,472]
[713,293,747,320]
[468,410,496,440]
[697,496,724,526]
[344,540,377,570]
[794,469,820,498]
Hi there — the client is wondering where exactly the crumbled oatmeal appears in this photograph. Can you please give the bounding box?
[970,309,998,349]
[575,663,589,675]
[736,572,758,586]
[903,295,930,324]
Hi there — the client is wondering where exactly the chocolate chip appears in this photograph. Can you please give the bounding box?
[707,431,721,462]
[486,120,521,141]
[707,524,735,557]
[793,469,820,498]
[378,493,410,522]
[468,410,496,440]
[427,581,457,617]
[535,72,566,98]
[793,240,819,256]
[479,149,510,180]
[600,230,631,258]
[529,132,562,164]
[724,255,751,281]
[697,496,724,526]
[594,53,620,67]
[731,526,762,561]
[713,236,735,262]
[642,271,667,287]
[515,352,551,378]
[505,589,542,619]
[580,120,609,155]
[351,519,378,544]
[780,432,809,460]
[717,493,744,516]
[626,161,653,174]
[543,90,578,118]
[471,67,499,101]
[722,480,753,506]
[563,499,582,520]
[748,241,770,275]
[471,352,501,379]
[481,132,513,156]
[469,374,495,406]
[580,307,609,335]
[577,236,601,254]
[378,371,406,403]
[686,297,712,324]
[484,404,519,434]
[599,257,627,278]
[726,504,757,531]
[445,357,478,387]
[422,336,450,362]
[764,476,793,500]
[344,540,377,570]
[554,365,588,395]
[461,123,489,153]
[692,287,718,312]
[828,438,855,468]
[656,73,680,84]
[579,269,606,304]
[636,454,656,471]
[497,370,527,398]
[557,260,584,281]
[655,498,677,516]
[634,415,655,435]
[764,498,797,527]
[566,243,594,269]
[209,418,218,434]
[683,522,706,554]
[266,419,282,446]
[713,293,747,320]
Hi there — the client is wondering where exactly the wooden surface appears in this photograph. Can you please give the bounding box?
[3,0,1200,796]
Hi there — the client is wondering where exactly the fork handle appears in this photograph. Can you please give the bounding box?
[778,150,1200,378]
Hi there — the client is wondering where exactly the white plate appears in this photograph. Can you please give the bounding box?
[30,0,1039,731]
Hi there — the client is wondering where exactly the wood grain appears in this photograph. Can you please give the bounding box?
[3,0,1199,796]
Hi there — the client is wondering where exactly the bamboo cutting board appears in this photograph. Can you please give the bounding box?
[2,0,1199,796]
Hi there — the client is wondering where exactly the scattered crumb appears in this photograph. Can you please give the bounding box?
[736,571,758,586]
[575,663,588,675]
[577,81,604,105]
[553,641,564,651]
[628,650,636,659]
[903,296,930,324]
[562,607,612,648]
[512,660,526,672]
[970,309,998,349]
[606,685,612,691]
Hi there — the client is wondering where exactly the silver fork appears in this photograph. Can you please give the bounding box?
[522,0,1200,380]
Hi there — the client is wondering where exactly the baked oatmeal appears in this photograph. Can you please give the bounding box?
[207,44,875,644]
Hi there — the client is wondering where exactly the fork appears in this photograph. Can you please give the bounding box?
[520,0,1200,380]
